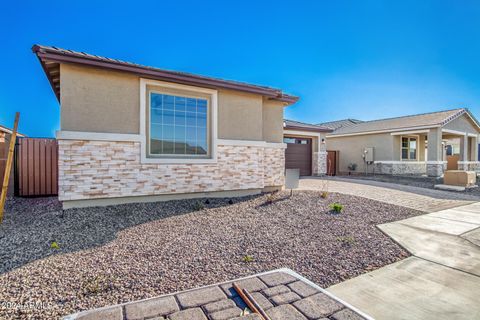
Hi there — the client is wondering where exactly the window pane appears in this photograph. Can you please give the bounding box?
[197,113,207,128]
[402,137,408,148]
[197,127,207,141]
[175,96,186,112]
[174,126,186,142]
[149,92,208,156]
[283,138,295,144]
[174,141,186,154]
[197,99,207,113]
[163,125,174,140]
[151,107,162,124]
[401,148,408,159]
[186,98,197,113]
[162,110,174,126]
[150,123,163,155]
[162,141,174,154]
[174,111,186,126]
[197,140,207,155]
[163,95,174,110]
[409,138,417,149]
[186,112,196,126]
[410,149,416,159]
[151,94,163,108]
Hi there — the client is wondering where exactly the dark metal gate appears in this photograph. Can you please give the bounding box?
[327,150,337,176]
[15,138,58,196]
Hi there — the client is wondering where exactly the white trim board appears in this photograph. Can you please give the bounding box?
[56,131,142,142]
[218,139,286,149]
[327,125,441,138]
[390,130,429,136]
[442,128,478,137]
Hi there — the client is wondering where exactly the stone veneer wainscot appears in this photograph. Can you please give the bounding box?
[58,140,285,201]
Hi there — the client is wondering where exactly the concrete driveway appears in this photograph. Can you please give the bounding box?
[328,202,480,320]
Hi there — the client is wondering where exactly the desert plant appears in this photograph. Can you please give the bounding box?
[320,179,329,198]
[50,241,60,249]
[336,236,356,245]
[347,163,357,171]
[242,255,254,263]
[193,201,205,211]
[329,202,344,213]
[81,275,116,296]
[265,193,275,204]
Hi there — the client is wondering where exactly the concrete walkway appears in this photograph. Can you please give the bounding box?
[328,202,480,320]
[299,177,476,212]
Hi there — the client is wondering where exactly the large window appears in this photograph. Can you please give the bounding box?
[149,92,208,156]
[401,136,417,160]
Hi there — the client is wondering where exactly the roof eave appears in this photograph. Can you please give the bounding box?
[32,45,299,105]
[284,125,333,133]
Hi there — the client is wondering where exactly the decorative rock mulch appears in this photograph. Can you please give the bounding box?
[0,191,419,319]
[65,270,370,320]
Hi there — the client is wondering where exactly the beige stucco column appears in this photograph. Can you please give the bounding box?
[469,136,478,161]
[427,128,443,176]
[459,134,468,161]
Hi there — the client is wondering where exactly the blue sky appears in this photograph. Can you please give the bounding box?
[1,0,480,137]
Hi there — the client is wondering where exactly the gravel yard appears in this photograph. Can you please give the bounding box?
[0,191,420,319]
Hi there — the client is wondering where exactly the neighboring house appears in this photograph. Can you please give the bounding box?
[283,119,332,176]
[0,125,25,196]
[33,45,298,208]
[326,108,480,177]
[317,118,363,131]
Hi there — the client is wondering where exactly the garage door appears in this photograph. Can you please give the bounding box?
[284,137,312,176]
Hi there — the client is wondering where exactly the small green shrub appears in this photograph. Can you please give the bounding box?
[81,275,116,296]
[242,255,254,263]
[193,201,205,211]
[50,241,60,249]
[347,163,357,171]
[329,202,344,213]
[336,236,356,245]
[265,193,275,204]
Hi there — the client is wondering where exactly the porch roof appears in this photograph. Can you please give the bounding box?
[328,108,480,137]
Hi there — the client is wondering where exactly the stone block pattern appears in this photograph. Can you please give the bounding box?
[313,152,327,176]
[426,163,444,177]
[458,161,480,172]
[58,140,285,201]
[71,271,367,320]
[374,162,426,175]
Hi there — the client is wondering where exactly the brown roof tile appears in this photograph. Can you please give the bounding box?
[32,45,299,104]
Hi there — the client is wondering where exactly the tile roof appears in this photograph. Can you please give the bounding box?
[284,119,333,132]
[329,108,480,136]
[316,119,363,130]
[0,124,25,137]
[32,45,299,104]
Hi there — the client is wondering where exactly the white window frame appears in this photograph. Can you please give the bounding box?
[400,135,419,161]
[140,78,218,164]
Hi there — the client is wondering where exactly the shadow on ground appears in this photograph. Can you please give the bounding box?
[0,195,259,274]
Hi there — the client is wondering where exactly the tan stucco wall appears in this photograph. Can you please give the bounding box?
[60,64,285,142]
[60,64,140,134]
[217,89,263,141]
[443,114,480,135]
[262,99,285,143]
[327,133,395,173]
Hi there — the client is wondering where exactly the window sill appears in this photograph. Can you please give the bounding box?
[140,156,217,164]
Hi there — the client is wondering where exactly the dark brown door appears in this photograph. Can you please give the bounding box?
[327,150,337,176]
[285,137,312,176]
